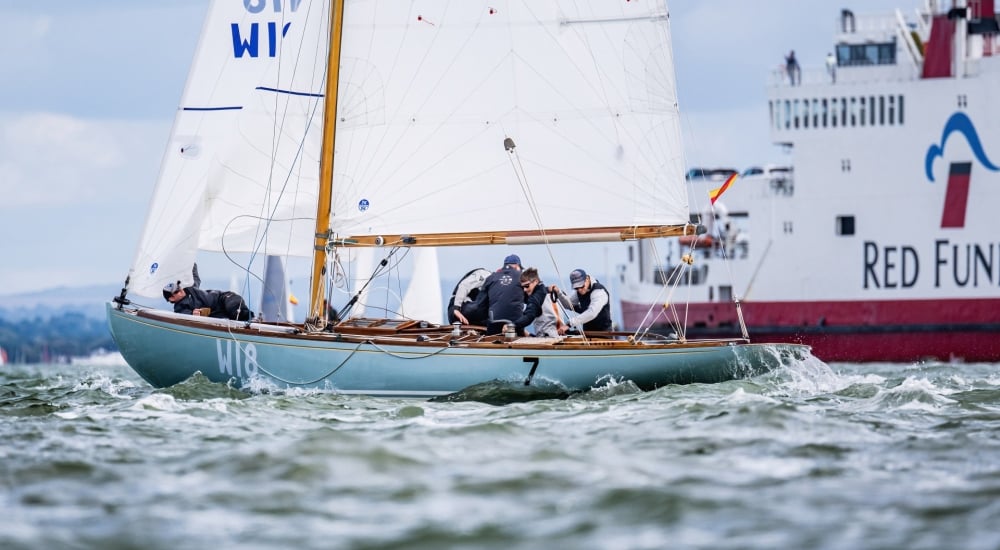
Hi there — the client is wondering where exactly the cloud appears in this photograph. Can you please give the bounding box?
[0,113,125,206]
[0,112,167,208]
[0,111,168,294]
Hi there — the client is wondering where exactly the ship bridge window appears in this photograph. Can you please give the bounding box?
[836,40,896,66]
[836,215,856,236]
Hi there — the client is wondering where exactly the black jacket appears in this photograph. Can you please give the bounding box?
[513,283,548,334]
[174,287,253,321]
[473,266,524,334]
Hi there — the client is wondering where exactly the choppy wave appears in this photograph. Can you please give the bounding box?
[2,358,1000,549]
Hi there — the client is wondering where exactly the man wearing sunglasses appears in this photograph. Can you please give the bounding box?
[512,268,560,337]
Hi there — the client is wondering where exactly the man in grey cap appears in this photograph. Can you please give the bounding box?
[471,254,525,335]
[550,268,612,334]
[163,264,253,321]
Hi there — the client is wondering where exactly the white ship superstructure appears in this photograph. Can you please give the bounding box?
[621,0,1000,361]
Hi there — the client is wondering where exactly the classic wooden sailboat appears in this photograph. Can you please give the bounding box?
[107,0,807,397]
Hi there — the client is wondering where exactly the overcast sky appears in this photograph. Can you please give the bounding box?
[0,0,917,296]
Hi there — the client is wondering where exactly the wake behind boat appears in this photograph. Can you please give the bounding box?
[108,0,807,396]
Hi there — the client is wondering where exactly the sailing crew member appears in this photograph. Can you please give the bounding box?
[163,265,253,321]
[447,267,491,326]
[550,268,612,334]
[472,254,525,335]
[513,267,560,337]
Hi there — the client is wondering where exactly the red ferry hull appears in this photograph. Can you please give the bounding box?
[621,298,1000,362]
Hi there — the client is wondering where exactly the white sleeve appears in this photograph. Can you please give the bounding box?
[453,270,487,305]
[571,288,608,326]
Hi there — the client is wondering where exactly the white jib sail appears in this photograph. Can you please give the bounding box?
[127,1,331,298]
[399,247,444,324]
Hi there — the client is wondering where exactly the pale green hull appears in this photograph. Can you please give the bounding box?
[107,303,808,398]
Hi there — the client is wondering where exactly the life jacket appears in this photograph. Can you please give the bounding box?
[575,280,612,332]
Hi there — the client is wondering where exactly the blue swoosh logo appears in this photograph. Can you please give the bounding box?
[925,112,1000,182]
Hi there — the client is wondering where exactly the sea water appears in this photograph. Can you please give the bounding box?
[2,357,999,549]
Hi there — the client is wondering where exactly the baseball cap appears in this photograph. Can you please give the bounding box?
[503,254,522,267]
[163,281,182,300]
[569,269,587,289]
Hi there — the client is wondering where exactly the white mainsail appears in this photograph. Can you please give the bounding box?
[125,0,688,304]
[331,2,688,240]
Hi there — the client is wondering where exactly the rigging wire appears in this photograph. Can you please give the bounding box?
[502,136,587,341]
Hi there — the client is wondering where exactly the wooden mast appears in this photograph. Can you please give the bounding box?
[310,0,346,322]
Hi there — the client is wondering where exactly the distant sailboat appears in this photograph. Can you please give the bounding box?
[260,255,295,323]
[108,0,808,397]
[399,247,443,325]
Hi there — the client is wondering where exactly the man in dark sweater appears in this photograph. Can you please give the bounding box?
[472,254,525,335]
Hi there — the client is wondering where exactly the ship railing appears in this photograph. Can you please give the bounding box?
[834,11,912,38]
[767,62,918,88]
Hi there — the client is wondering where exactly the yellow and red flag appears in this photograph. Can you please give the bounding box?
[708,173,738,205]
